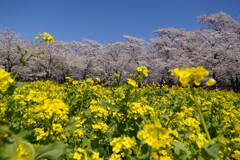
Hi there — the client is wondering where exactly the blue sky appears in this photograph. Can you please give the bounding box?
[1,0,239,43]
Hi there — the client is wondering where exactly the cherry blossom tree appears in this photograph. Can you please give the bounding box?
[0,12,239,91]
[197,12,240,91]
[0,28,26,72]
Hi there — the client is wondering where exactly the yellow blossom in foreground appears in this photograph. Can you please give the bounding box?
[171,66,210,86]
[16,143,34,160]
[194,66,209,85]
[137,120,175,150]
[206,78,216,86]
[0,68,14,92]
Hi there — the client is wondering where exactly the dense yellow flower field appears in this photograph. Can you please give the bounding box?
[0,66,239,160]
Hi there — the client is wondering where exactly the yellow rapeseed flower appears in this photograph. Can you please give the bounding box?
[72,148,87,160]
[91,152,104,160]
[16,143,34,159]
[37,32,54,43]
[137,120,175,150]
[109,154,122,160]
[206,78,216,86]
[92,122,109,132]
[42,32,55,43]
[95,77,101,82]
[0,68,14,91]
[110,137,136,153]
[136,66,149,77]
[127,79,138,88]
[171,66,210,86]
[86,78,94,85]
[114,73,120,79]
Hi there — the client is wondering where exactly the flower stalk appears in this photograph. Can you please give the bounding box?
[13,32,54,80]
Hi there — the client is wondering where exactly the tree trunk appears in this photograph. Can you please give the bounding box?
[236,77,239,92]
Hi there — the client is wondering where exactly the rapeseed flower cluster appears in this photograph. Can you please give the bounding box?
[151,150,172,160]
[71,148,87,160]
[127,102,154,119]
[136,66,149,77]
[70,148,103,160]
[109,153,122,160]
[110,137,136,153]
[0,66,239,159]
[171,66,216,86]
[35,32,54,43]
[89,100,110,118]
[15,143,34,160]
[0,68,14,92]
[92,122,109,133]
[127,78,138,87]
[33,99,68,120]
[137,120,176,150]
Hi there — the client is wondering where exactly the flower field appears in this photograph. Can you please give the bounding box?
[0,33,240,160]
[0,66,240,160]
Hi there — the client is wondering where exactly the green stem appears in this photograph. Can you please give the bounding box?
[13,65,24,80]
[193,94,212,142]
[135,87,137,101]
[13,42,41,80]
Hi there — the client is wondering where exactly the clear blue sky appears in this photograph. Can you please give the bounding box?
[1,0,239,43]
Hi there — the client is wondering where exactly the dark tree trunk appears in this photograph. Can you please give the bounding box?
[230,75,236,92]
[235,77,239,92]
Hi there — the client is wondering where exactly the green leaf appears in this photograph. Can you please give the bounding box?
[3,82,25,96]
[140,143,149,155]
[17,129,33,140]
[35,141,68,160]
[101,99,119,112]
[82,138,91,149]
[136,143,151,160]
[36,50,45,56]
[19,56,26,66]
[17,45,22,54]
[14,81,25,87]
[201,143,220,159]
[171,141,192,160]
[0,141,17,159]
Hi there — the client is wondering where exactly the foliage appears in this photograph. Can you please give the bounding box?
[1,64,240,159]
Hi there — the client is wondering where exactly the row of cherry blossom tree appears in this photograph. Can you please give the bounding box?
[0,12,239,91]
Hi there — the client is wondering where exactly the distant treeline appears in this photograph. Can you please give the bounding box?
[0,12,239,91]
